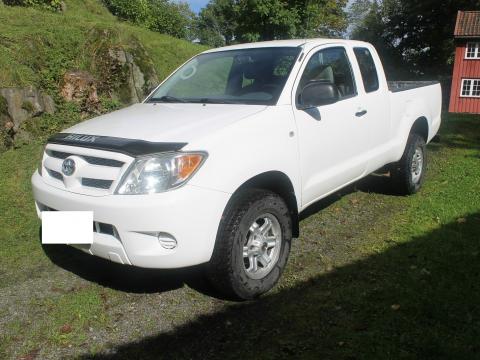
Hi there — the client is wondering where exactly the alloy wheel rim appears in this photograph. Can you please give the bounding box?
[243,213,282,280]
[411,147,424,183]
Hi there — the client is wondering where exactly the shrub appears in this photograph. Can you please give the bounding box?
[3,0,62,11]
[102,0,151,25]
[103,0,195,40]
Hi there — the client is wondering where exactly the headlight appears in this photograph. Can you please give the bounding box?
[115,152,207,195]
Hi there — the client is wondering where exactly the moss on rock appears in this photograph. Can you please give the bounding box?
[86,28,159,104]
[21,100,34,112]
[0,96,8,116]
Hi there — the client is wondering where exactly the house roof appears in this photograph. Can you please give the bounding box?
[455,11,480,38]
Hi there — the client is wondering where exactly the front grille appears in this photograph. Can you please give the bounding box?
[42,145,130,195]
[47,169,63,181]
[46,150,124,168]
[82,178,113,189]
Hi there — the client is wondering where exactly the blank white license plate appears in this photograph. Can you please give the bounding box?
[42,211,93,244]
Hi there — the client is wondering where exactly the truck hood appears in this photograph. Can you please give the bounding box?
[64,103,267,143]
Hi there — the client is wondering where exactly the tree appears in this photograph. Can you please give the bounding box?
[148,1,196,40]
[293,0,348,38]
[350,0,480,79]
[347,0,373,33]
[235,0,299,42]
[196,0,348,47]
[196,0,237,47]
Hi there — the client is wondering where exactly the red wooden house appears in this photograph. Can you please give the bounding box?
[449,11,480,114]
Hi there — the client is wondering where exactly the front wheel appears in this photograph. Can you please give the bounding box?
[206,189,292,300]
[390,133,427,195]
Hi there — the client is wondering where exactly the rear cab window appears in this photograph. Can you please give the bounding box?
[353,48,380,93]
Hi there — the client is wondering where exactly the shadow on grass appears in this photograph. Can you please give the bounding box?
[429,114,480,153]
[42,244,212,295]
[78,213,480,360]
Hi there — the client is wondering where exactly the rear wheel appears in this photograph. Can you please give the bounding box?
[390,133,427,195]
[206,189,292,300]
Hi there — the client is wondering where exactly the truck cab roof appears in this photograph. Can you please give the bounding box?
[201,38,373,54]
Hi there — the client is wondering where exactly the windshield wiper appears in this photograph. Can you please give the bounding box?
[148,95,187,103]
[193,98,238,104]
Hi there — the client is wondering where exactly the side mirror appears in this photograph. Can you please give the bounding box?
[298,81,340,109]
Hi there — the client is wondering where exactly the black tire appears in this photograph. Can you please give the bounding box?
[390,133,427,195]
[206,189,292,300]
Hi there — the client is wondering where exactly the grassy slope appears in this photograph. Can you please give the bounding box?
[0,0,205,149]
[0,113,478,359]
[0,0,203,88]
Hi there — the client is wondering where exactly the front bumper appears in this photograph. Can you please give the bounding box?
[32,171,230,268]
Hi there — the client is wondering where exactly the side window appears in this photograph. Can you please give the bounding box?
[298,47,357,100]
[353,48,379,93]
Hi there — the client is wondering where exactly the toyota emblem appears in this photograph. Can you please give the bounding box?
[62,158,76,176]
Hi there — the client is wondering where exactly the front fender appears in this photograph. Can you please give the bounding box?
[185,105,302,210]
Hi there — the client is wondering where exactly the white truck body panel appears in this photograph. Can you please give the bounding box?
[32,39,442,268]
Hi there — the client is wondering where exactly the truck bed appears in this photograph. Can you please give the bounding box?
[388,81,440,93]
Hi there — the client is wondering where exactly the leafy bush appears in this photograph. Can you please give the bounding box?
[101,0,151,24]
[103,0,195,40]
[3,0,62,11]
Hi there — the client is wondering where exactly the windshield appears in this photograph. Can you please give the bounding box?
[147,47,301,105]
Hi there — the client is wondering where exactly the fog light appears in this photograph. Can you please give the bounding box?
[157,232,177,250]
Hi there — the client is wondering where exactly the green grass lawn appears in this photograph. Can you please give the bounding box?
[0,113,479,359]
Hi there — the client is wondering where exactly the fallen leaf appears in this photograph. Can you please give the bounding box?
[391,304,401,311]
[60,324,72,334]
[19,349,39,360]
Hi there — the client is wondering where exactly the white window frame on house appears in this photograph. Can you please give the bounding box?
[465,42,480,59]
[460,79,480,97]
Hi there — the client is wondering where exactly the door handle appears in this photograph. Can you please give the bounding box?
[355,110,367,117]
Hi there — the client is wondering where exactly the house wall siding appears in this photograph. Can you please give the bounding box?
[449,40,480,114]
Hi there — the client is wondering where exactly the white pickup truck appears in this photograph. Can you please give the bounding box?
[32,39,441,299]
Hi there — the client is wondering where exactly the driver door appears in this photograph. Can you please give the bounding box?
[293,46,369,207]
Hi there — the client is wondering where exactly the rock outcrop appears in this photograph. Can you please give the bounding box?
[0,87,55,150]
[0,29,160,152]
[60,70,100,114]
[0,87,55,132]
[107,46,158,104]
[89,29,159,104]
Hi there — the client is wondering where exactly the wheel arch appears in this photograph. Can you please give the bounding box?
[227,171,300,238]
[410,116,429,142]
